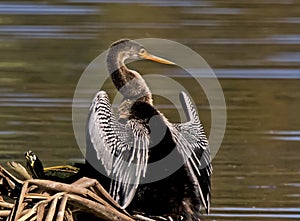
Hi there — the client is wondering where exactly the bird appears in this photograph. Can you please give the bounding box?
[85,39,212,220]
[24,150,82,183]
[25,150,45,179]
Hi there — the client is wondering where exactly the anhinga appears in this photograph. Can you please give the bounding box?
[86,39,212,220]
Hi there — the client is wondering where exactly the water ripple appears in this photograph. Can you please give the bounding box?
[209,213,300,218]
[66,0,211,7]
[285,183,300,187]
[262,130,300,142]
[182,35,300,45]
[0,25,99,39]
[208,207,300,219]
[165,68,300,79]
[212,207,300,212]
[267,52,300,63]
[184,7,244,15]
[0,97,72,107]
[0,2,99,15]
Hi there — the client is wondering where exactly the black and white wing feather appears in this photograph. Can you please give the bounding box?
[87,91,149,208]
[170,91,212,214]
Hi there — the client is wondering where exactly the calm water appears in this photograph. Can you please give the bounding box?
[0,1,300,220]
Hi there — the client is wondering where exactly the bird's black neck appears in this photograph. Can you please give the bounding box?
[107,48,152,103]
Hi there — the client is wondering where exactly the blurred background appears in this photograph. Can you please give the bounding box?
[0,1,299,220]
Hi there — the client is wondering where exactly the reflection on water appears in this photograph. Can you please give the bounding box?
[0,25,99,39]
[263,130,300,141]
[208,207,300,219]
[0,2,99,15]
[165,68,300,79]
[0,1,300,220]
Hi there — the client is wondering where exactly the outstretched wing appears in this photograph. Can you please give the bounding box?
[171,91,212,214]
[87,90,149,208]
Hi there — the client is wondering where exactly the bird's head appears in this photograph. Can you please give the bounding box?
[25,150,37,166]
[108,39,175,65]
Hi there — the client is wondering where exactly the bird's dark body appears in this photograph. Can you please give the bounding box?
[128,167,201,220]
[128,102,202,220]
[86,101,202,220]
[86,39,211,221]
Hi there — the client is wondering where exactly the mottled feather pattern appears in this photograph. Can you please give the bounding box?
[88,90,211,213]
[88,91,150,208]
[170,92,212,213]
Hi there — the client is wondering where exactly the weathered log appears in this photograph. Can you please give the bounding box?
[0,200,14,209]
[0,163,160,221]
[56,194,68,221]
[67,194,135,221]
[28,179,115,210]
[72,177,122,210]
[14,180,29,220]
[7,162,32,180]
[0,210,11,217]
[45,196,59,221]
[36,203,45,221]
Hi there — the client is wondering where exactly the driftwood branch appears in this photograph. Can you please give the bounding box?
[0,164,151,221]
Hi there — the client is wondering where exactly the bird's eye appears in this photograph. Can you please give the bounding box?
[139,48,146,54]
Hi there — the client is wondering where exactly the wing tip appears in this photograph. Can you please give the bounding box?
[179,91,188,103]
[179,91,194,107]
[96,90,108,97]
[179,91,198,122]
[205,193,210,214]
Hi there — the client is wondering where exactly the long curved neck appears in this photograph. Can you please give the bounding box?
[107,49,152,104]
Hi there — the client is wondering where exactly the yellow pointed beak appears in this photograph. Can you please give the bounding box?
[139,51,175,65]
